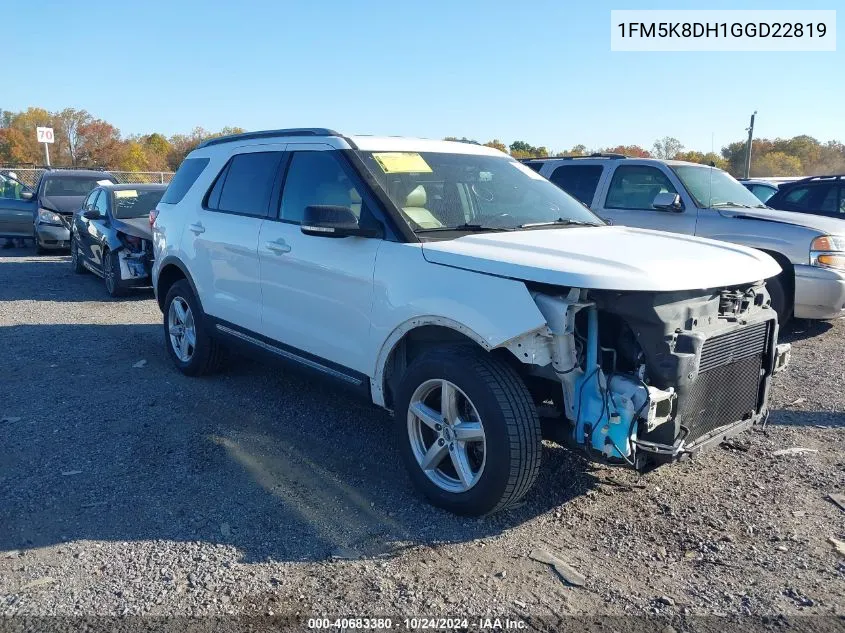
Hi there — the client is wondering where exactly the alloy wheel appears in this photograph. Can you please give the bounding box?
[168,297,196,362]
[407,379,487,493]
[104,253,116,294]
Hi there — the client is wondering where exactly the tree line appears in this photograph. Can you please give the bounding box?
[2,106,843,177]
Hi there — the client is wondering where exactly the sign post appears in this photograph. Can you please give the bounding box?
[36,126,55,166]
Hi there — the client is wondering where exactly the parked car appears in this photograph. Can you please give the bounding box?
[152,129,789,516]
[525,155,845,322]
[738,178,779,203]
[765,175,845,220]
[71,183,166,296]
[0,168,117,253]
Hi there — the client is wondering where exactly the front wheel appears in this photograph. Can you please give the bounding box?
[103,249,126,297]
[395,346,542,516]
[767,274,791,326]
[70,239,86,274]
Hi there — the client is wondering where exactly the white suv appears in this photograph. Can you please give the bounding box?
[152,129,790,516]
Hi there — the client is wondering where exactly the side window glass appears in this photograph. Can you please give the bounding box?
[213,152,283,217]
[94,191,109,214]
[550,165,603,205]
[818,186,837,213]
[1,174,24,200]
[783,186,811,208]
[605,165,677,210]
[280,152,363,224]
[840,187,845,214]
[82,190,98,210]
[205,163,230,210]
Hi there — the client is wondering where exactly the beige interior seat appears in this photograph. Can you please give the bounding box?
[402,185,442,229]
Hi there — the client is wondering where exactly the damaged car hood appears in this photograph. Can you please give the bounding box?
[420,226,782,291]
[112,217,152,241]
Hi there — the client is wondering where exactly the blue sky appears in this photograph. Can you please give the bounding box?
[6,0,841,153]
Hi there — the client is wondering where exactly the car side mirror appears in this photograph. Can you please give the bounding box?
[20,191,33,201]
[652,192,683,212]
[301,205,381,238]
[83,209,101,220]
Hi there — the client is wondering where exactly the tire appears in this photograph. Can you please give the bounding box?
[33,230,46,255]
[395,345,542,516]
[102,249,127,297]
[163,280,225,376]
[70,239,86,274]
[767,274,791,326]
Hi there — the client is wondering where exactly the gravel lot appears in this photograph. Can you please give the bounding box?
[1,247,843,629]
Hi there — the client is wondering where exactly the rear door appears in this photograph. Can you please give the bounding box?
[0,175,37,238]
[546,164,604,206]
[184,145,285,334]
[769,183,837,216]
[257,146,382,375]
[593,163,698,234]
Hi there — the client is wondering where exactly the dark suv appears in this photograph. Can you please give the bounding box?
[0,168,117,253]
[766,175,845,219]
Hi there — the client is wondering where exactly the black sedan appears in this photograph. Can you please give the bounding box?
[70,183,166,297]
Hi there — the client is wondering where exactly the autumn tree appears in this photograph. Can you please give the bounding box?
[602,145,651,157]
[652,136,684,160]
[483,139,507,153]
[54,108,93,166]
[77,119,123,167]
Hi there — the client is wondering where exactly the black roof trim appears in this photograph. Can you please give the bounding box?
[197,128,341,149]
[520,153,629,163]
[786,174,844,185]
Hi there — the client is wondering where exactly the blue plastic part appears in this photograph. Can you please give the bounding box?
[572,306,636,460]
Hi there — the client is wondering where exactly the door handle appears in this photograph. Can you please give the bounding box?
[265,239,291,254]
[189,222,205,235]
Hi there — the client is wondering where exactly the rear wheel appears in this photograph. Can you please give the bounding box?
[395,345,542,515]
[163,280,225,376]
[70,240,86,274]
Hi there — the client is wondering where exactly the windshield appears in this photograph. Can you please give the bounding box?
[113,189,165,219]
[672,165,764,208]
[356,151,602,233]
[44,176,115,197]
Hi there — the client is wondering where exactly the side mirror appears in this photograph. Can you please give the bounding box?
[83,209,101,220]
[20,191,33,201]
[652,192,684,212]
[301,205,380,238]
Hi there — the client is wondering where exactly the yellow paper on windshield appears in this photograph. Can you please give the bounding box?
[114,189,138,198]
[372,152,432,174]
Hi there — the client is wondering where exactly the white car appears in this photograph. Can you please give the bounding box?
[151,129,790,516]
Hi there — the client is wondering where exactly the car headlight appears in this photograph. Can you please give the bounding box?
[38,208,63,225]
[810,235,845,271]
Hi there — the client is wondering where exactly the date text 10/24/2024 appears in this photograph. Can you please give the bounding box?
[307,617,527,630]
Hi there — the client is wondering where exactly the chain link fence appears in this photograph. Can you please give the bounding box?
[0,167,174,188]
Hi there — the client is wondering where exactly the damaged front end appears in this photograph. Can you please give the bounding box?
[510,282,790,469]
[114,231,153,285]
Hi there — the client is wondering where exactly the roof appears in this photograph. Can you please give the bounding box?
[528,155,713,169]
[192,127,507,157]
[99,183,167,191]
[42,169,116,178]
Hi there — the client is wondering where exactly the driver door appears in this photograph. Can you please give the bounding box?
[595,164,697,234]
[77,190,110,270]
[0,175,36,238]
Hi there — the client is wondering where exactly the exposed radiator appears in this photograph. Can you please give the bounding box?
[678,321,770,442]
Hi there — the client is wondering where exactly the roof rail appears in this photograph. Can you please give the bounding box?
[788,174,844,185]
[519,153,629,162]
[197,128,341,149]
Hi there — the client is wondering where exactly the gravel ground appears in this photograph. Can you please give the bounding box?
[1,248,843,630]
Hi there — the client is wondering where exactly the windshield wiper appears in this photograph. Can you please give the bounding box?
[414,223,514,234]
[712,202,753,209]
[518,218,603,229]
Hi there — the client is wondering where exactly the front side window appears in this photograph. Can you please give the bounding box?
[605,165,678,210]
[550,165,603,205]
[82,189,99,210]
[280,152,363,224]
[356,151,599,233]
[94,191,109,214]
[213,152,282,217]
[783,186,813,208]
[672,165,763,208]
[0,174,27,200]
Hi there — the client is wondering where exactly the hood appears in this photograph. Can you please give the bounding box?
[112,217,152,241]
[715,206,845,235]
[42,195,86,214]
[420,226,782,292]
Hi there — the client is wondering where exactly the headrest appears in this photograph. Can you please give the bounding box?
[315,182,353,207]
[404,185,427,208]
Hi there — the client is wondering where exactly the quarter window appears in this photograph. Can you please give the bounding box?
[280,152,363,224]
[208,151,283,217]
[605,165,677,210]
[161,157,210,204]
[550,165,603,205]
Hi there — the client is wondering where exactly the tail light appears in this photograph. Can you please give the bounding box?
[149,209,160,227]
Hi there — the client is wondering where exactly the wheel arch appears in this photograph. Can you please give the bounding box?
[759,249,795,312]
[156,257,200,313]
[373,317,530,410]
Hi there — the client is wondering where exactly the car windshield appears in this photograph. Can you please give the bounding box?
[112,189,165,219]
[356,151,602,233]
[44,176,115,197]
[672,165,764,209]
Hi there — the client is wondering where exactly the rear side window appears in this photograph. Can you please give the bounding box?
[207,151,283,217]
[550,165,603,205]
[161,158,210,204]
